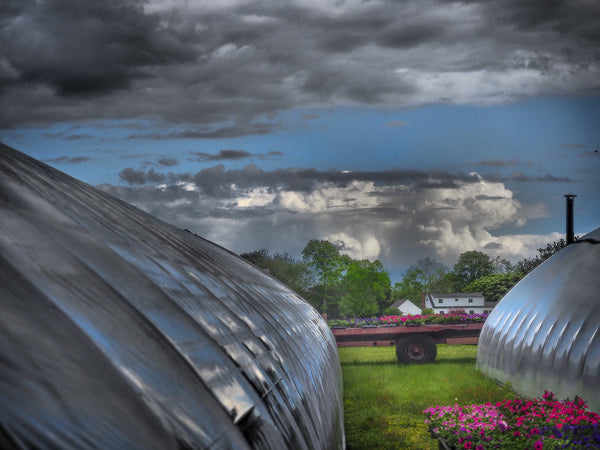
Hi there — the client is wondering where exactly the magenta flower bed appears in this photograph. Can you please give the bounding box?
[424,392,600,449]
[379,312,487,325]
[328,312,488,328]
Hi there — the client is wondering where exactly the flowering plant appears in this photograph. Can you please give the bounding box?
[424,391,600,449]
[328,312,488,328]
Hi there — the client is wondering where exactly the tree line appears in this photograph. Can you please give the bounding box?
[241,238,569,319]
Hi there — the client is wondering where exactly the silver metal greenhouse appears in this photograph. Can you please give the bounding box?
[0,144,345,449]
[477,226,600,412]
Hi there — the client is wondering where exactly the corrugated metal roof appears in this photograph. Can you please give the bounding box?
[0,144,345,449]
[477,227,600,412]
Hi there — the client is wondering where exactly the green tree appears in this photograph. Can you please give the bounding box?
[465,272,524,302]
[302,239,345,285]
[514,238,570,275]
[538,239,568,260]
[370,260,392,312]
[431,271,461,294]
[415,257,448,292]
[492,256,514,274]
[301,239,349,314]
[392,257,449,306]
[391,267,424,307]
[240,249,270,266]
[453,250,494,289]
[514,257,540,275]
[268,252,312,296]
[240,249,311,296]
[339,259,391,318]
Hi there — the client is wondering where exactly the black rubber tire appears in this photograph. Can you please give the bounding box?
[396,335,437,364]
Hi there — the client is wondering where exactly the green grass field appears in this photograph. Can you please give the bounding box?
[339,345,517,449]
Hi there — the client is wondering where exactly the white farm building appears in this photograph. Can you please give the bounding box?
[422,292,495,315]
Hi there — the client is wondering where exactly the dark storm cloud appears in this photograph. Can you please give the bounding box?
[43,132,93,140]
[119,167,166,185]
[157,157,178,166]
[119,164,483,196]
[0,0,193,97]
[192,150,253,161]
[475,195,507,201]
[44,155,90,164]
[483,242,503,250]
[485,0,599,41]
[509,171,575,183]
[97,165,548,274]
[377,21,443,49]
[1,0,599,128]
[125,122,285,140]
[191,149,283,162]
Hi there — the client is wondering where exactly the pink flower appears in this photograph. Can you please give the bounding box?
[534,440,543,450]
[464,442,472,449]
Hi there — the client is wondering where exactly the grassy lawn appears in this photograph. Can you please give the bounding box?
[339,345,517,450]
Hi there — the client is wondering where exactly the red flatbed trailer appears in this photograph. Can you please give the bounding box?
[331,322,484,363]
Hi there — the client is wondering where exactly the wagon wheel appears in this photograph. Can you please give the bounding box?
[396,335,437,364]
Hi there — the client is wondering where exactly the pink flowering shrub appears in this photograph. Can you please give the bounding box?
[424,391,600,449]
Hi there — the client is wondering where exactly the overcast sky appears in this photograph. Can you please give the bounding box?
[1,0,599,281]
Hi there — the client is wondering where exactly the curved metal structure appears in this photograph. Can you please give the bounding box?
[477,227,600,412]
[0,144,345,449]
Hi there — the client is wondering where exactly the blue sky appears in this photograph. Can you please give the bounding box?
[1,0,599,282]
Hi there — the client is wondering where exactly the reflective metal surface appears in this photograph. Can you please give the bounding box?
[477,227,600,412]
[0,144,345,449]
